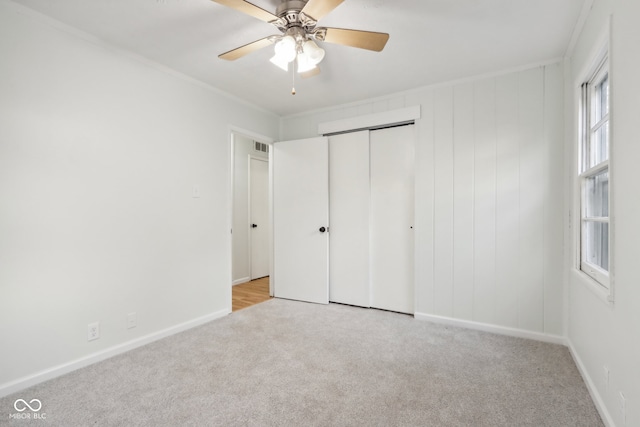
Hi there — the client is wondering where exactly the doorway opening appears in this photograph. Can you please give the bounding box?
[230,130,273,311]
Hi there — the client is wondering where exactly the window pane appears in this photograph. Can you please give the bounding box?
[589,122,609,168]
[593,74,609,123]
[594,84,602,124]
[585,169,609,217]
[600,74,609,117]
[584,221,609,271]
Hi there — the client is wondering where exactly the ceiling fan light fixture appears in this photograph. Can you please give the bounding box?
[302,40,325,65]
[296,51,316,73]
[270,55,289,71]
[274,35,297,63]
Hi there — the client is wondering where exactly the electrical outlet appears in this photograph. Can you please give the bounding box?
[619,392,626,425]
[126,312,137,329]
[603,366,610,392]
[87,322,100,341]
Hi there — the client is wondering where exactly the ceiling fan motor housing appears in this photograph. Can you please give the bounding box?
[276,0,307,18]
[274,0,317,31]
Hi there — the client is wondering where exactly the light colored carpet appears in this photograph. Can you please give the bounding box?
[1,299,603,426]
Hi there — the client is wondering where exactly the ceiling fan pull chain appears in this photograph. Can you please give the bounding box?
[291,63,296,95]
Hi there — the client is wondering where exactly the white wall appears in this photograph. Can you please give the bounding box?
[232,134,268,284]
[566,0,640,425]
[0,2,278,392]
[282,63,565,339]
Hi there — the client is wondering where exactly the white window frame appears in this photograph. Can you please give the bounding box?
[578,56,611,289]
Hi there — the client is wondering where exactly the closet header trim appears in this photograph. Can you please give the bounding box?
[318,105,421,136]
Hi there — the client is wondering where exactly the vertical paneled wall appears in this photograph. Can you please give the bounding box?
[414,64,564,336]
[281,63,564,336]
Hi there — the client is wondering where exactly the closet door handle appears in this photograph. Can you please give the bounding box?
[319,226,326,233]
[252,224,258,228]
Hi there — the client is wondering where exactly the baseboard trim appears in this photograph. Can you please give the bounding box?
[0,308,230,398]
[414,312,566,345]
[566,339,615,427]
[233,277,250,286]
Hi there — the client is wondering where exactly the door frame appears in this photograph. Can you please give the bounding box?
[248,155,269,280]
[228,126,274,309]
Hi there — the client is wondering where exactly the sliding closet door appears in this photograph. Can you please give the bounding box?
[370,126,415,314]
[329,131,370,307]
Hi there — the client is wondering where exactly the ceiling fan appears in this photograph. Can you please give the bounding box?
[211,0,389,81]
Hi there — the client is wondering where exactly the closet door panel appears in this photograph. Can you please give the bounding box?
[273,137,329,304]
[370,126,415,314]
[329,131,370,307]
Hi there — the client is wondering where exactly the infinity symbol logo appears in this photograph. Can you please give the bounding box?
[14,399,42,412]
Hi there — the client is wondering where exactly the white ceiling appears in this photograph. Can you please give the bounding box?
[11,0,585,116]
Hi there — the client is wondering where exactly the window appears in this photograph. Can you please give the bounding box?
[579,57,610,288]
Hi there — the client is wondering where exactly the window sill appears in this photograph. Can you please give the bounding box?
[571,268,614,305]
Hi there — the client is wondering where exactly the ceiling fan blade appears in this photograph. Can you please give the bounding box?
[322,28,389,52]
[211,0,278,23]
[301,67,321,79]
[300,0,344,21]
[219,37,274,61]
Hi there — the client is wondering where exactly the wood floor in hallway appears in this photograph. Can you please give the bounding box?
[232,277,271,311]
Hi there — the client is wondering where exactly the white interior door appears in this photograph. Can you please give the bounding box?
[249,157,269,280]
[273,137,329,304]
[370,126,415,314]
[329,131,370,307]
